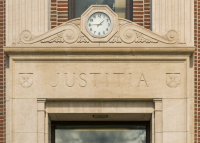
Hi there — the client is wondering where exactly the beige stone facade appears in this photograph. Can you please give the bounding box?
[4,5,195,143]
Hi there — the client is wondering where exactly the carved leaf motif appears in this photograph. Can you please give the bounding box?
[41,32,65,43]
[77,33,89,43]
[135,31,158,43]
[109,33,122,43]
[17,41,24,44]
[13,41,24,45]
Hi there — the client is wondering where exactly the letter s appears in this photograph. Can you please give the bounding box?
[79,73,87,87]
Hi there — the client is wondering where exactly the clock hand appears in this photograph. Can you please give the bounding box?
[100,20,104,24]
[97,20,104,27]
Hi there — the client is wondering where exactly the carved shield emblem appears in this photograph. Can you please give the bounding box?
[19,73,33,88]
[166,73,180,88]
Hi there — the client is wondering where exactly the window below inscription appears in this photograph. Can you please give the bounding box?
[52,121,150,143]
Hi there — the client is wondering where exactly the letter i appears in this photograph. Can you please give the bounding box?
[106,73,108,87]
[129,73,132,87]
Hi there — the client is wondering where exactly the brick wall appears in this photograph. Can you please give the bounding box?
[133,0,151,30]
[0,0,5,143]
[194,0,198,142]
[51,0,68,29]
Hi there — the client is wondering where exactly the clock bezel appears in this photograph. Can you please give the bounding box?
[85,10,114,38]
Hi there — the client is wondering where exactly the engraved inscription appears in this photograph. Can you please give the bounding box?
[50,73,60,87]
[129,73,132,87]
[113,73,124,87]
[137,73,149,87]
[79,73,87,87]
[65,73,75,87]
[47,73,150,88]
[105,73,108,87]
[166,73,180,88]
[19,73,33,88]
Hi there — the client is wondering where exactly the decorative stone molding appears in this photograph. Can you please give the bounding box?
[77,33,90,43]
[153,99,163,143]
[109,32,121,43]
[63,24,79,43]
[37,99,46,143]
[119,23,179,44]
[13,5,185,46]
[71,18,81,28]
[118,18,132,29]
[41,32,64,43]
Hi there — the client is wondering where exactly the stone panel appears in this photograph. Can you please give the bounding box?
[13,133,37,143]
[163,99,186,132]
[14,62,186,99]
[13,99,37,133]
[163,132,186,143]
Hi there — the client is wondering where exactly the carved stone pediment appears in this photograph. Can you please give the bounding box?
[13,5,185,47]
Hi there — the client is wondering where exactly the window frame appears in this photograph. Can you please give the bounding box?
[68,0,133,21]
[51,121,150,143]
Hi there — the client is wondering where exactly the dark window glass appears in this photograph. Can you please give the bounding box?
[75,0,126,19]
[68,0,133,21]
[52,121,150,143]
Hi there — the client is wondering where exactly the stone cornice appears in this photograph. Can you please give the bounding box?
[4,5,194,55]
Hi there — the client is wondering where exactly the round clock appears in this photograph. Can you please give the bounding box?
[85,11,113,38]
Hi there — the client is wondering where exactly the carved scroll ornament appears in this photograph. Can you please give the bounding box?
[15,18,184,45]
[119,23,179,44]
[18,21,81,44]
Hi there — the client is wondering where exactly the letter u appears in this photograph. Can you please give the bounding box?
[65,73,75,87]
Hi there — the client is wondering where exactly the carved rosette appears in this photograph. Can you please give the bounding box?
[166,73,180,88]
[63,24,79,43]
[120,26,137,43]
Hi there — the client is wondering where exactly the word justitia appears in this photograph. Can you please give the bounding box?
[49,73,149,88]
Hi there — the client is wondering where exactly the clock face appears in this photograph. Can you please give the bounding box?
[86,12,113,37]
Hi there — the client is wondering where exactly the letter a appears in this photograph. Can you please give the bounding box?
[137,73,149,87]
